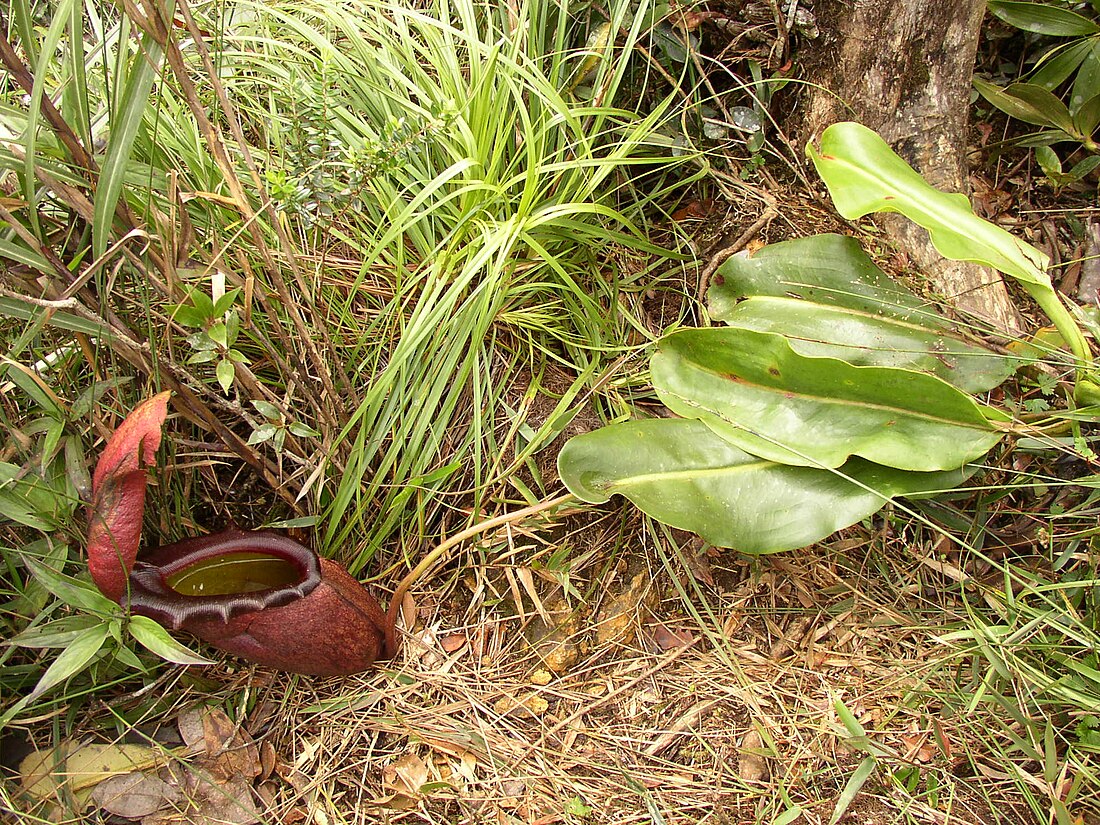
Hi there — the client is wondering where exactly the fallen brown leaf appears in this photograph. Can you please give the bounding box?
[738,729,768,782]
[259,741,276,782]
[90,771,180,819]
[649,623,695,651]
[200,707,261,782]
[145,771,259,825]
[440,633,468,653]
[376,751,431,810]
[382,752,429,798]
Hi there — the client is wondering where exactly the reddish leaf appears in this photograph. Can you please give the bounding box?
[87,392,170,601]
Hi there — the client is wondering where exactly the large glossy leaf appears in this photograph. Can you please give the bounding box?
[651,327,1004,471]
[710,234,945,326]
[715,297,1016,393]
[709,235,1016,393]
[973,80,1077,133]
[558,418,972,553]
[807,122,1051,289]
[988,1,1100,36]
[807,122,1092,370]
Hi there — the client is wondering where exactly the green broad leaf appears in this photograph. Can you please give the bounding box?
[651,327,1003,471]
[71,377,132,420]
[186,288,214,317]
[39,418,66,471]
[0,462,68,530]
[1070,154,1100,181]
[187,350,218,365]
[1071,42,1100,114]
[252,400,284,420]
[1036,144,1064,180]
[114,643,147,671]
[170,304,209,328]
[807,122,1051,288]
[709,235,1015,392]
[225,311,241,346]
[973,79,1077,133]
[989,1,1100,36]
[27,623,110,701]
[1013,129,1080,148]
[1072,91,1100,137]
[247,423,278,445]
[215,359,235,393]
[11,614,102,649]
[1031,39,1094,90]
[716,297,1016,393]
[211,288,241,317]
[128,616,215,666]
[710,234,946,327]
[0,489,54,530]
[207,322,229,349]
[23,556,119,615]
[557,418,971,553]
[186,331,217,352]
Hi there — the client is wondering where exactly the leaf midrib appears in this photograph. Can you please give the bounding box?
[608,459,775,489]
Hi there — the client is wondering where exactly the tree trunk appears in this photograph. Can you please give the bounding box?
[800,0,1023,334]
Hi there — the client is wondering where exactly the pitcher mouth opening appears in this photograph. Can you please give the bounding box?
[125,531,322,630]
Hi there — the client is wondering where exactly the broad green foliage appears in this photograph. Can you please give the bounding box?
[559,226,1014,553]
[807,122,1091,373]
[652,327,1004,472]
[715,297,1013,392]
[559,121,1095,554]
[980,1,1100,156]
[558,418,972,553]
[806,124,1051,288]
[709,234,945,325]
[708,234,1018,393]
[169,286,248,394]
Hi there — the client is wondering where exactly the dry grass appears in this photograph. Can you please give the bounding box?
[10,503,1067,824]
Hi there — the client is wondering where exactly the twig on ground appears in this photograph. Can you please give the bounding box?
[698,206,779,306]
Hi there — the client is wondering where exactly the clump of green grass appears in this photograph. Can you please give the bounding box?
[218,0,704,567]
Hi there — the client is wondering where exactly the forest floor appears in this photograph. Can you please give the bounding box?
[2,2,1099,824]
[10,163,1095,825]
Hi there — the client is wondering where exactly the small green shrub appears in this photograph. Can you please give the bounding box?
[976,0,1100,185]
